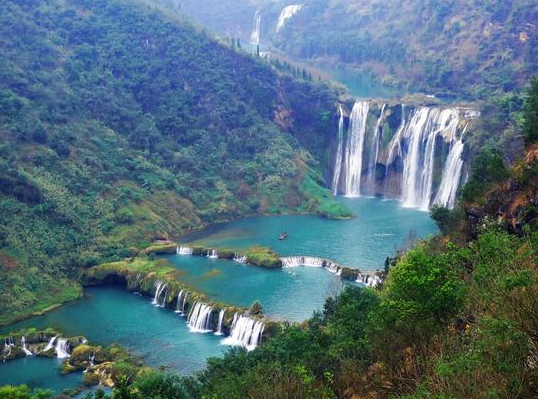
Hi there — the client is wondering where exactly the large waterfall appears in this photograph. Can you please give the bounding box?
[276,5,303,32]
[250,10,261,45]
[222,313,264,351]
[331,103,475,209]
[339,101,370,197]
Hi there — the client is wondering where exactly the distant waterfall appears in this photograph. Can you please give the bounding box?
[342,101,370,197]
[356,274,381,287]
[207,249,218,259]
[222,313,264,351]
[401,108,461,210]
[366,104,386,194]
[187,302,213,333]
[177,246,193,255]
[175,290,184,313]
[276,5,303,32]
[233,254,247,263]
[250,10,261,45]
[21,337,32,356]
[281,256,324,268]
[433,125,467,208]
[215,309,226,335]
[152,281,167,307]
[55,338,70,359]
[331,105,345,195]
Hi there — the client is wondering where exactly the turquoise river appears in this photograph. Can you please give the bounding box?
[0,197,436,394]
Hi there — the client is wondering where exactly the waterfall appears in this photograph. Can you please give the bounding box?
[187,302,213,333]
[44,336,57,351]
[276,5,303,32]
[174,290,184,313]
[326,263,342,276]
[366,104,386,194]
[222,314,264,351]
[356,274,381,287]
[177,246,193,255]
[233,254,247,263]
[21,337,32,356]
[182,292,189,313]
[400,108,461,210]
[343,101,370,197]
[433,125,467,208]
[152,281,167,307]
[55,338,70,359]
[207,249,218,259]
[250,10,261,45]
[215,309,226,335]
[89,352,95,366]
[281,256,324,268]
[331,105,345,195]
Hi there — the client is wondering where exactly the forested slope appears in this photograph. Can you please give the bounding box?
[0,0,347,324]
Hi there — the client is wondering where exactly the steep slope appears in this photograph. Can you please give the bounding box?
[0,0,348,324]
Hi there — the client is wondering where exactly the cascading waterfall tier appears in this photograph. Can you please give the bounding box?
[356,274,381,287]
[176,246,193,255]
[21,337,32,356]
[233,254,247,263]
[276,5,303,32]
[222,313,264,351]
[215,309,226,336]
[250,10,261,45]
[187,302,213,333]
[207,249,218,259]
[281,256,342,275]
[332,101,370,197]
[152,281,168,307]
[331,103,477,209]
[175,290,185,313]
[55,338,70,359]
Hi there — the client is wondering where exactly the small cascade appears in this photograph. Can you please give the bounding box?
[187,302,213,333]
[182,292,189,313]
[331,105,345,195]
[215,309,226,335]
[366,104,387,194]
[233,253,247,263]
[44,336,57,351]
[326,263,342,275]
[222,314,265,351]
[89,352,95,366]
[21,337,32,356]
[281,256,324,268]
[175,290,184,313]
[177,246,193,255]
[433,125,467,208]
[152,281,168,307]
[207,249,218,259]
[342,101,370,197]
[250,10,261,45]
[276,4,303,32]
[356,274,381,287]
[55,338,70,359]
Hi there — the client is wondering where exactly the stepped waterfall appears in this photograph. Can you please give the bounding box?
[215,309,226,335]
[177,246,193,255]
[21,337,32,356]
[222,313,264,351]
[331,102,475,209]
[187,302,213,333]
[250,10,261,45]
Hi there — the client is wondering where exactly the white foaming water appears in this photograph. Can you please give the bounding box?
[215,309,226,336]
[207,249,218,259]
[250,10,261,45]
[55,338,70,359]
[366,104,387,194]
[276,5,303,32]
[187,302,213,333]
[21,337,32,356]
[44,336,57,351]
[222,314,264,351]
[177,246,193,255]
[174,290,184,313]
[233,254,247,263]
[152,281,168,307]
[281,256,324,268]
[343,101,370,197]
[331,105,345,195]
[356,274,381,287]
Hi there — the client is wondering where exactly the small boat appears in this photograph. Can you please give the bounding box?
[278,231,288,241]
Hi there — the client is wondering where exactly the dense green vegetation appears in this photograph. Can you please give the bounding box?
[4,76,532,399]
[0,0,349,324]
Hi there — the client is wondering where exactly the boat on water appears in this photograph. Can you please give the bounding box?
[278,231,288,241]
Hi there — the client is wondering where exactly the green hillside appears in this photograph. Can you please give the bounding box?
[0,0,348,324]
